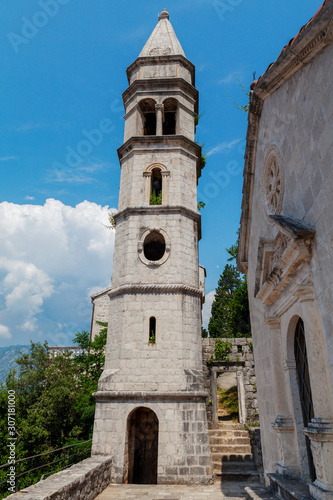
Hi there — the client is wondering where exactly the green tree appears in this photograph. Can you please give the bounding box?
[208,233,251,338]
[0,325,108,496]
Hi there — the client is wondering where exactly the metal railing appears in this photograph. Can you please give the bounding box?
[0,439,92,495]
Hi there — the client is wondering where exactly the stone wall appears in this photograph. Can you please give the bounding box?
[245,40,333,482]
[202,338,258,425]
[6,456,112,500]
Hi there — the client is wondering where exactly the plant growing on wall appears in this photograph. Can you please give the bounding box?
[214,340,232,361]
[150,189,162,205]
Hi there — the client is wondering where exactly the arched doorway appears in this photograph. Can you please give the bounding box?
[126,407,158,484]
[294,318,316,481]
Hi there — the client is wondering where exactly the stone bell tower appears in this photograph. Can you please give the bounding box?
[91,9,213,485]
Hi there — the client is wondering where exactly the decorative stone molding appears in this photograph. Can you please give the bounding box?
[272,415,299,478]
[143,163,170,205]
[304,418,333,497]
[117,134,202,180]
[264,317,281,329]
[273,233,289,267]
[113,204,202,240]
[108,283,202,299]
[271,281,314,318]
[263,144,284,220]
[255,216,315,305]
[138,227,171,266]
[237,92,263,274]
[145,162,168,173]
[272,414,295,432]
[282,359,296,371]
[93,391,208,402]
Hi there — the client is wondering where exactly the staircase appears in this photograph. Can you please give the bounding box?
[209,422,261,483]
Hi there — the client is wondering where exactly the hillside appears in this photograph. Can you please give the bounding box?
[0,345,30,384]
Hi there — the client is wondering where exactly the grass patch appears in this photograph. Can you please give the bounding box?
[218,386,239,421]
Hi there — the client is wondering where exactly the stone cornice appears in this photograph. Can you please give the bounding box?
[254,3,333,100]
[272,414,295,432]
[114,204,199,222]
[90,286,113,301]
[117,135,202,180]
[92,391,207,402]
[107,283,202,299]
[122,78,198,115]
[237,93,263,274]
[304,418,333,442]
[114,204,202,241]
[126,55,196,86]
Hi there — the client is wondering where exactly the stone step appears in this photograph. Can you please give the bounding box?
[268,473,311,500]
[215,422,245,429]
[211,444,252,454]
[212,453,253,463]
[215,469,262,483]
[209,436,251,445]
[209,429,250,437]
[209,423,245,430]
[214,453,254,462]
[245,485,278,500]
[217,461,257,472]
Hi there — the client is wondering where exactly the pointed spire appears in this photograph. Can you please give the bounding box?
[139,10,185,58]
[158,9,169,21]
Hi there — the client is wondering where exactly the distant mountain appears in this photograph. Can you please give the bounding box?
[0,345,30,385]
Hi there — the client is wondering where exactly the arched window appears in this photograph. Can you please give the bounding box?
[138,99,156,136]
[150,168,162,205]
[294,318,316,481]
[149,317,156,343]
[163,98,177,135]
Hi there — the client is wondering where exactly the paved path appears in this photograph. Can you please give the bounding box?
[95,482,275,500]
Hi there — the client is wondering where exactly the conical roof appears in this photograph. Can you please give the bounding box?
[139,9,185,58]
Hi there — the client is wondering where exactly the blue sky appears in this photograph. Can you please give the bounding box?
[0,0,323,346]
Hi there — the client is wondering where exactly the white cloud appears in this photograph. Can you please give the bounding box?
[0,325,11,339]
[219,71,244,85]
[0,156,17,162]
[206,138,242,157]
[47,160,113,184]
[0,199,115,347]
[202,290,215,329]
[25,196,35,200]
[14,122,41,132]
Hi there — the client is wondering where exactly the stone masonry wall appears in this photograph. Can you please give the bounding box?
[6,456,112,500]
[202,338,258,424]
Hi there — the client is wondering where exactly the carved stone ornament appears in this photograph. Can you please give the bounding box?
[255,216,315,305]
[263,144,284,219]
[149,47,172,56]
[273,233,288,268]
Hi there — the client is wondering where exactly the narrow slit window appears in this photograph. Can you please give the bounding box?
[149,317,156,343]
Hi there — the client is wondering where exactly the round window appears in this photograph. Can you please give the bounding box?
[143,231,166,261]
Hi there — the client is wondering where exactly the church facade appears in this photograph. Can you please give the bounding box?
[238,2,333,499]
[91,10,213,485]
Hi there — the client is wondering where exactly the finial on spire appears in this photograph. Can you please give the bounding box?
[158,9,169,21]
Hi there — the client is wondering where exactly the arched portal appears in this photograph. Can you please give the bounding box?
[126,407,159,484]
[294,318,316,482]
